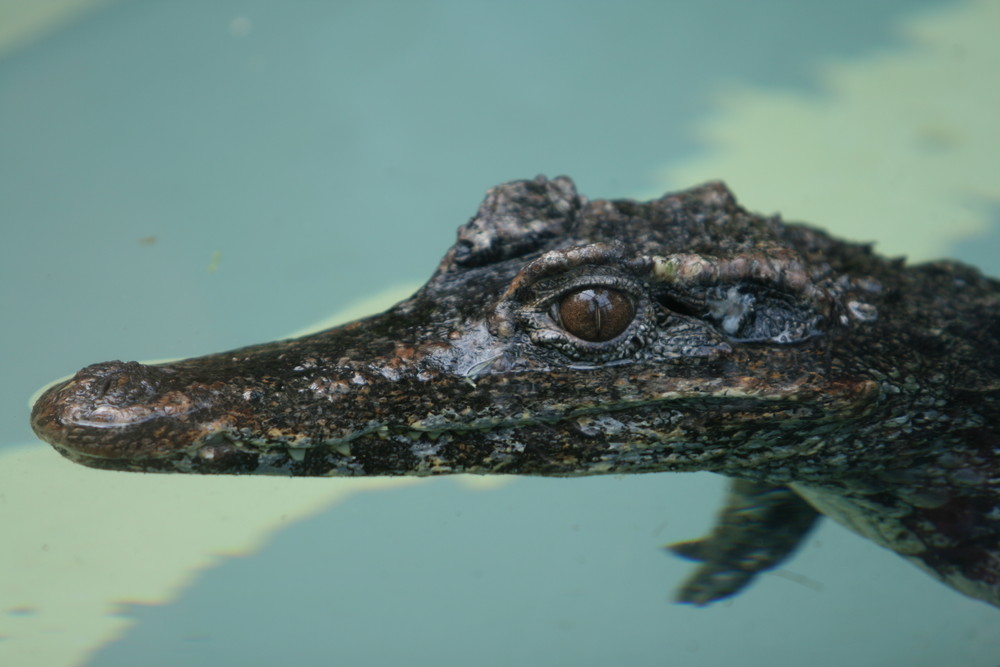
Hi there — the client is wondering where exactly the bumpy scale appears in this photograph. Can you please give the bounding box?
[32,176,1000,607]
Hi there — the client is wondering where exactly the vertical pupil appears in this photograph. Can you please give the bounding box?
[558,287,634,342]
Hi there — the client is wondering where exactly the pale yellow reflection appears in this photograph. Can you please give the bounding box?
[653,0,1000,264]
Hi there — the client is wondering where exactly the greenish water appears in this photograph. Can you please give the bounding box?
[2,1,998,665]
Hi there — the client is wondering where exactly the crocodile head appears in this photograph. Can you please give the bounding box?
[31,176,884,478]
[31,176,1000,608]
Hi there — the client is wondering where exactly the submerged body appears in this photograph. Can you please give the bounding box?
[32,177,1000,606]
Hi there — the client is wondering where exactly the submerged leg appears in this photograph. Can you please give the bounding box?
[667,479,820,606]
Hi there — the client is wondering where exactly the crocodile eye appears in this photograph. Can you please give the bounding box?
[557,287,634,342]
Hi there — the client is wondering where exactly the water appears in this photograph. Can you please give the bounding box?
[2,1,998,665]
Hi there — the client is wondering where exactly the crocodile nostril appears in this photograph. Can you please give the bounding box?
[74,360,165,406]
[97,374,115,398]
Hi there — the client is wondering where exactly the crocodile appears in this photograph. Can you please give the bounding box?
[31,176,1000,607]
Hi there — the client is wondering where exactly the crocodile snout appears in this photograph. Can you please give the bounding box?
[30,360,202,464]
[33,360,166,427]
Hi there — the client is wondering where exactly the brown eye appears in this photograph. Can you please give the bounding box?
[557,287,634,342]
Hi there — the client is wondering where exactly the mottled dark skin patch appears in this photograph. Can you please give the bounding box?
[31,176,1000,607]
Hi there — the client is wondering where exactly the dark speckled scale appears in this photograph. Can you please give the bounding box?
[31,176,1000,607]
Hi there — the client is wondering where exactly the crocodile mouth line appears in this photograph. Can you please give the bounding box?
[48,382,875,471]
